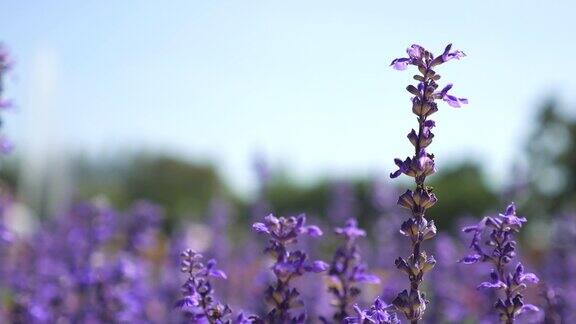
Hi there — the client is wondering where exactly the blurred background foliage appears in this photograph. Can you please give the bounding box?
[1,99,574,235]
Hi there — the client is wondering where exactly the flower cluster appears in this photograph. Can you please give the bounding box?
[389,43,467,322]
[253,214,328,323]
[460,203,540,323]
[345,297,399,324]
[0,44,13,154]
[325,218,379,322]
[176,249,232,323]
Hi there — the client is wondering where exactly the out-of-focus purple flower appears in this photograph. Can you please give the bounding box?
[253,213,327,323]
[253,213,323,242]
[335,218,366,240]
[460,203,540,322]
[326,219,380,322]
[345,297,399,324]
[0,99,12,110]
[176,249,232,322]
[328,181,357,223]
[0,44,13,155]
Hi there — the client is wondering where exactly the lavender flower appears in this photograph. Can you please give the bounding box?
[389,43,467,323]
[176,249,232,323]
[344,297,399,324]
[460,203,540,323]
[326,218,380,322]
[252,214,328,323]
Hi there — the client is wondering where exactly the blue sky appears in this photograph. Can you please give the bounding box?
[1,0,575,192]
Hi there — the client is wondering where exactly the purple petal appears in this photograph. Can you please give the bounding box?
[520,272,539,284]
[458,254,481,264]
[306,260,329,273]
[252,222,269,234]
[303,225,323,237]
[390,58,410,70]
[477,280,506,290]
[209,269,228,279]
[519,304,540,314]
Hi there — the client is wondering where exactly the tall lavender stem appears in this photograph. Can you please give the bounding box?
[389,44,467,323]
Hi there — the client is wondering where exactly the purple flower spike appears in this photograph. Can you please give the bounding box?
[389,44,467,323]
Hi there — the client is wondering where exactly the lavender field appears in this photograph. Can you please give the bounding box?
[1,2,576,323]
